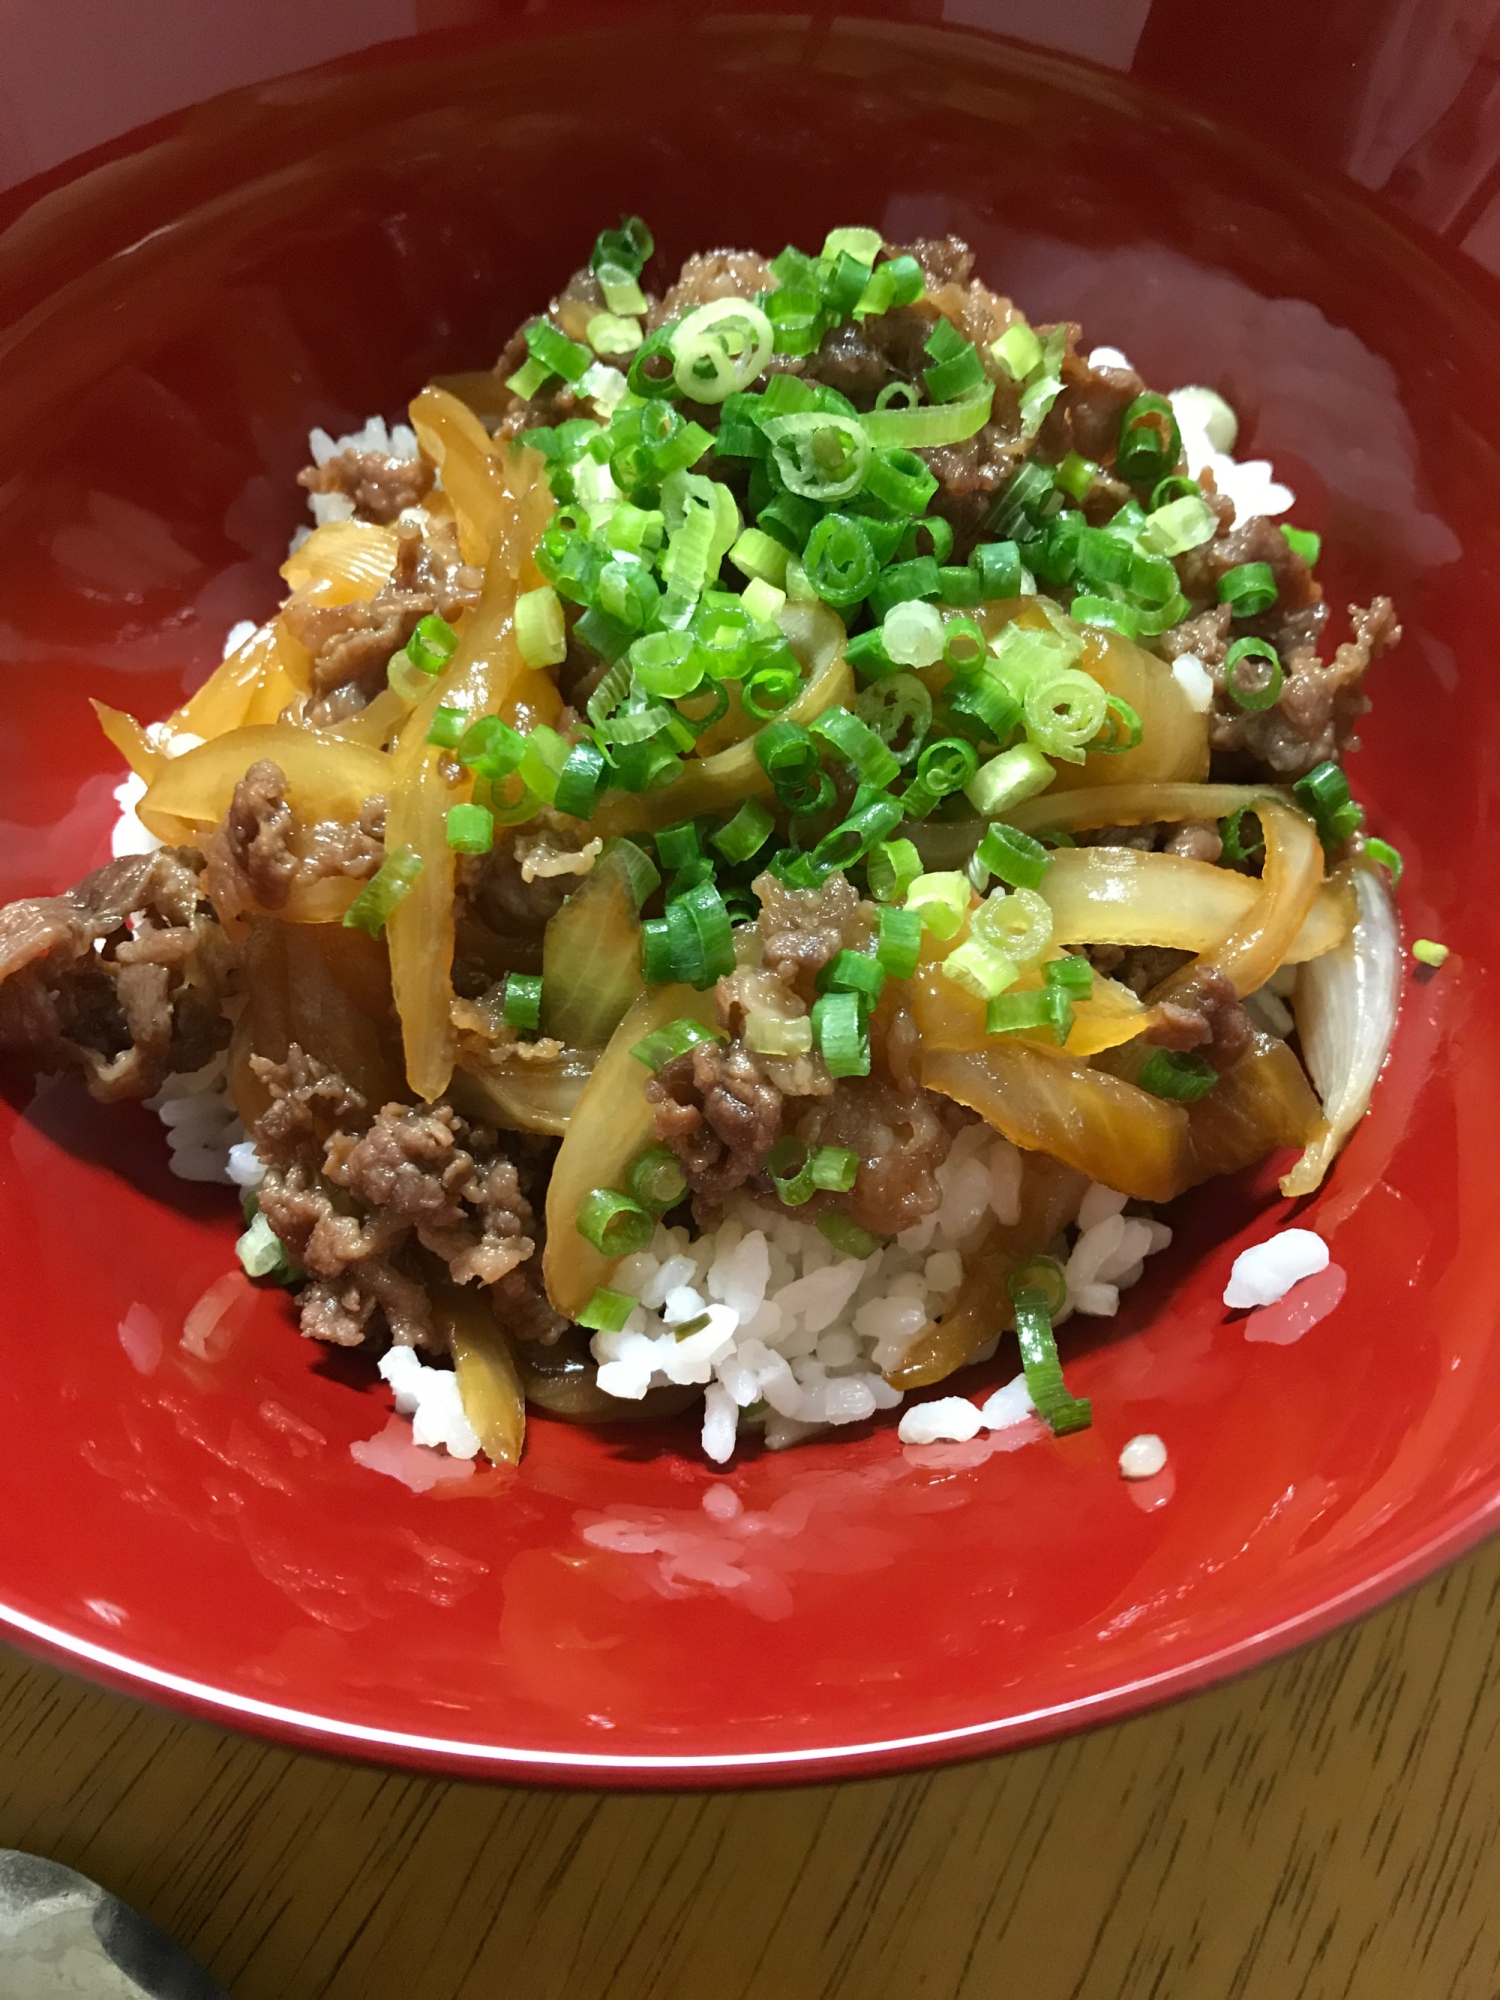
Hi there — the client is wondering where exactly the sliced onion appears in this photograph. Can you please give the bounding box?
[449,1052,595,1136]
[1041,844,1352,968]
[921,1042,1188,1203]
[1008,780,1293,836]
[1181,1031,1326,1191]
[280,519,400,603]
[1156,798,1322,1000]
[442,1284,526,1466]
[909,960,1158,1058]
[138,724,390,839]
[1281,864,1401,1197]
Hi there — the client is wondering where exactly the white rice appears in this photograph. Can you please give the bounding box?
[1119,1432,1168,1479]
[379,1347,481,1459]
[145,1052,247,1185]
[592,1121,1173,1463]
[1090,352,1294,522]
[1223,1228,1329,1309]
[304,415,420,527]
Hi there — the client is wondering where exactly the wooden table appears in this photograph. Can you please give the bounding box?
[3,1535,1500,2000]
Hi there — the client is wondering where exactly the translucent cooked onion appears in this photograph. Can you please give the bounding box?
[281,519,399,603]
[1282,864,1402,1197]
[449,1051,595,1135]
[137,724,390,841]
[1049,624,1209,790]
[543,982,719,1318]
[1179,1032,1326,1191]
[441,1284,526,1466]
[1154,798,1324,1001]
[921,1042,1188,1203]
[410,385,520,570]
[909,960,1158,1058]
[1040,843,1351,969]
[1007,781,1294,836]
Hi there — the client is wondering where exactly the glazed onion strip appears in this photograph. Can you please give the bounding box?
[1154,798,1323,1001]
[1282,863,1402,1197]
[1039,844,1352,966]
[1007,781,1294,836]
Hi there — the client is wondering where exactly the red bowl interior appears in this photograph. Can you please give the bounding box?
[2,12,1498,1786]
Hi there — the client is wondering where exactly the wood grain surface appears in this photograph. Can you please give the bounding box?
[3,1536,1500,2000]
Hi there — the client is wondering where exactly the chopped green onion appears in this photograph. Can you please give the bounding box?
[1281,524,1321,565]
[867,837,922,904]
[525,318,593,385]
[941,617,987,674]
[1115,391,1181,489]
[1219,806,1265,867]
[883,598,947,669]
[965,742,1055,816]
[342,847,422,937]
[856,673,932,765]
[944,935,1019,1000]
[859,383,993,452]
[1010,1256,1068,1316]
[868,556,942,624]
[670,299,774,403]
[803,513,879,607]
[822,225,883,265]
[1413,938,1449,967]
[576,1287,638,1332]
[1137,492,1218,557]
[1009,1281,1091,1435]
[427,705,468,750]
[1218,562,1278,617]
[234,1209,294,1282]
[948,674,1022,746]
[505,354,552,399]
[763,412,871,502]
[862,446,939,515]
[812,793,905,871]
[729,526,791,589]
[514,584,567,669]
[743,660,802,718]
[458,714,527,779]
[1056,451,1097,501]
[817,1212,881,1258]
[1137,1049,1219,1101]
[817,948,886,1007]
[554,740,608,820]
[937,565,983,609]
[853,254,924,320]
[1363,837,1404,885]
[914,736,979,799]
[655,821,702,870]
[587,312,644,356]
[810,707,903,788]
[875,904,923,979]
[1293,761,1364,848]
[1044,954,1093,997]
[975,822,1051,891]
[986,986,1072,1043]
[1224,637,1283,713]
[896,515,955,566]
[972,886,1053,966]
[971,541,1023,600]
[711,799,775,864]
[630,1017,726,1071]
[1023,669,1108,762]
[742,577,787,627]
[407,612,460,674]
[812,990,870,1077]
[576,1187,654,1257]
[503,972,543,1031]
[626,1143,689,1214]
[991,322,1043,380]
[811,1145,859,1193]
[445,802,495,854]
[768,1135,818,1205]
[754,717,819,790]
[905,871,971,941]
[1090,695,1144,755]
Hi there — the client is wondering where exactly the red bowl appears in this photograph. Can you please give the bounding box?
[1,5,1497,1787]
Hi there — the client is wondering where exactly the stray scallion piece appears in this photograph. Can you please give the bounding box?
[817,1212,881,1259]
[626,1143,689,1214]
[342,847,422,937]
[630,1017,726,1071]
[1412,938,1449,967]
[576,1287,638,1332]
[812,989,870,1077]
[1363,837,1404,885]
[576,1188,655,1258]
[1008,1275,1091,1435]
[1137,1049,1219,1102]
[445,802,495,854]
[503,973,543,1032]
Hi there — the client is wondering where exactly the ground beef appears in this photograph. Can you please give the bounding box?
[249,1047,537,1350]
[1144,967,1256,1073]
[0,848,235,1100]
[714,965,833,1099]
[888,236,975,291]
[647,1041,784,1202]
[323,1102,535,1286]
[648,249,777,328]
[1086,943,1193,994]
[1166,822,1225,865]
[1160,605,1232,669]
[297,449,434,526]
[753,869,866,980]
[1206,597,1400,780]
[792,1075,952,1237]
[202,761,384,928]
[283,520,482,713]
[1041,353,1146,465]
